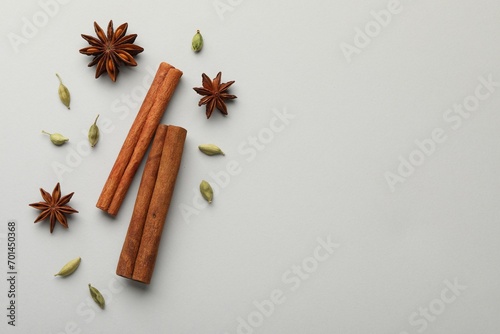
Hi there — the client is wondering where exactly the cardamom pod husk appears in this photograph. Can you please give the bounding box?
[55,257,81,277]
[198,144,224,156]
[88,114,100,147]
[192,30,203,52]
[200,180,213,204]
[56,73,71,109]
[42,130,69,146]
[88,284,105,309]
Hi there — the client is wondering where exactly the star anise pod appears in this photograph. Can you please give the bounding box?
[29,183,78,233]
[193,72,237,119]
[79,20,144,82]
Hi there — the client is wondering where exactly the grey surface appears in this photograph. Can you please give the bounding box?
[1,0,500,333]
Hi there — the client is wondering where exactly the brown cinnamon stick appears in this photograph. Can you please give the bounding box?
[96,62,183,216]
[116,124,168,278]
[116,125,187,284]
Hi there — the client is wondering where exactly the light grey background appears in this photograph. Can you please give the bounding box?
[1,0,500,333]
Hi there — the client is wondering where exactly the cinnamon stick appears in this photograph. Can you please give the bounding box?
[116,125,187,284]
[116,125,168,278]
[96,62,183,216]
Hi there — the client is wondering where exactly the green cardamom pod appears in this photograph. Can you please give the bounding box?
[88,284,105,309]
[192,30,203,52]
[198,144,224,156]
[200,180,213,204]
[88,114,100,147]
[42,130,69,146]
[56,73,71,109]
[54,257,81,277]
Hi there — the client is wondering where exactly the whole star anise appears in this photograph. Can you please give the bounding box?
[29,183,78,233]
[79,20,144,82]
[193,72,237,119]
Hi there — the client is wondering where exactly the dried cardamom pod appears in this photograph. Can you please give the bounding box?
[200,180,213,204]
[42,130,69,146]
[88,114,100,147]
[198,144,224,156]
[88,284,105,309]
[192,30,203,52]
[54,257,81,277]
[56,73,71,109]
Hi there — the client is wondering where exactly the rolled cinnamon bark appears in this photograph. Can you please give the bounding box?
[116,125,168,278]
[96,62,183,216]
[116,125,187,284]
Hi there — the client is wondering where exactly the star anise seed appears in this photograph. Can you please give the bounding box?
[193,72,237,119]
[29,183,78,233]
[79,20,144,82]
